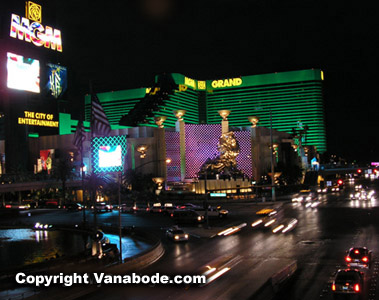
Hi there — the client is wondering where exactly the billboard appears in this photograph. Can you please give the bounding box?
[46,63,67,98]
[91,136,127,173]
[7,52,40,93]
[98,145,122,168]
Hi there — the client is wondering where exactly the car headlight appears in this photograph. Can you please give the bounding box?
[174,235,179,240]
[184,234,189,239]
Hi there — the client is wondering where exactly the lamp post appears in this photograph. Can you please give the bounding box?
[218,110,231,134]
[173,110,186,181]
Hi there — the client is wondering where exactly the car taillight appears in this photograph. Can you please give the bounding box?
[170,213,173,217]
[5,205,11,209]
[362,256,369,262]
[354,284,360,292]
[332,283,336,291]
[354,249,359,254]
[346,256,352,262]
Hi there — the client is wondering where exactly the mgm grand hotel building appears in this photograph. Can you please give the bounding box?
[2,69,326,190]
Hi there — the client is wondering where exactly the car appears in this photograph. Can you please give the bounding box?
[94,202,113,212]
[345,247,372,269]
[65,203,83,211]
[171,209,204,224]
[2,203,30,210]
[120,203,134,213]
[251,208,282,228]
[41,199,59,208]
[150,203,163,213]
[177,203,229,218]
[162,203,175,215]
[292,190,317,203]
[317,187,328,194]
[330,185,341,192]
[131,203,150,213]
[272,218,298,233]
[331,269,364,297]
[166,226,189,242]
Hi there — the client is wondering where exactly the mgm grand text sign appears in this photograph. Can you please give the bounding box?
[9,1,63,52]
[18,111,59,127]
[211,77,242,89]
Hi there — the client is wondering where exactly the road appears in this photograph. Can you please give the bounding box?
[2,179,379,299]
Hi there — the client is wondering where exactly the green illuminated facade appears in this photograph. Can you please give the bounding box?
[81,69,326,153]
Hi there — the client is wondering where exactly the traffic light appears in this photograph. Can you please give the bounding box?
[337,179,343,185]
[357,169,362,174]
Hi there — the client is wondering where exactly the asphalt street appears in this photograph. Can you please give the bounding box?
[2,179,379,300]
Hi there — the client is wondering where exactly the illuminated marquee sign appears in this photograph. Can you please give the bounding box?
[211,78,242,89]
[9,1,63,52]
[46,63,67,98]
[184,77,196,89]
[18,111,59,127]
[91,136,128,173]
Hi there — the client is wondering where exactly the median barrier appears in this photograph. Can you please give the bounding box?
[251,260,297,300]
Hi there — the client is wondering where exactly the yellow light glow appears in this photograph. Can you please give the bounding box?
[26,1,42,23]
[264,219,276,227]
[18,111,58,127]
[207,267,231,284]
[184,77,196,89]
[197,81,206,90]
[211,78,242,89]
[252,219,263,227]
[272,224,285,233]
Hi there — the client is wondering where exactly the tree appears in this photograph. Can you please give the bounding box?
[123,170,156,204]
[275,162,303,186]
[52,152,74,206]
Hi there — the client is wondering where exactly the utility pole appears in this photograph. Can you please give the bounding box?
[204,171,209,229]
[270,110,276,201]
[118,171,122,262]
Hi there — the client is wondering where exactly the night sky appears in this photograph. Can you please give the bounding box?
[34,0,379,163]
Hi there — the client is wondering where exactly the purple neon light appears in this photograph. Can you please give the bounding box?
[185,124,221,178]
[234,131,252,178]
[165,131,181,182]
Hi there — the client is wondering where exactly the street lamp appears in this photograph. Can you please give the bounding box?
[173,110,186,121]
[248,116,259,127]
[218,110,231,121]
[154,116,167,128]
[136,145,148,158]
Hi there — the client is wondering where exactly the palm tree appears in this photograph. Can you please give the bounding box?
[84,173,110,229]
